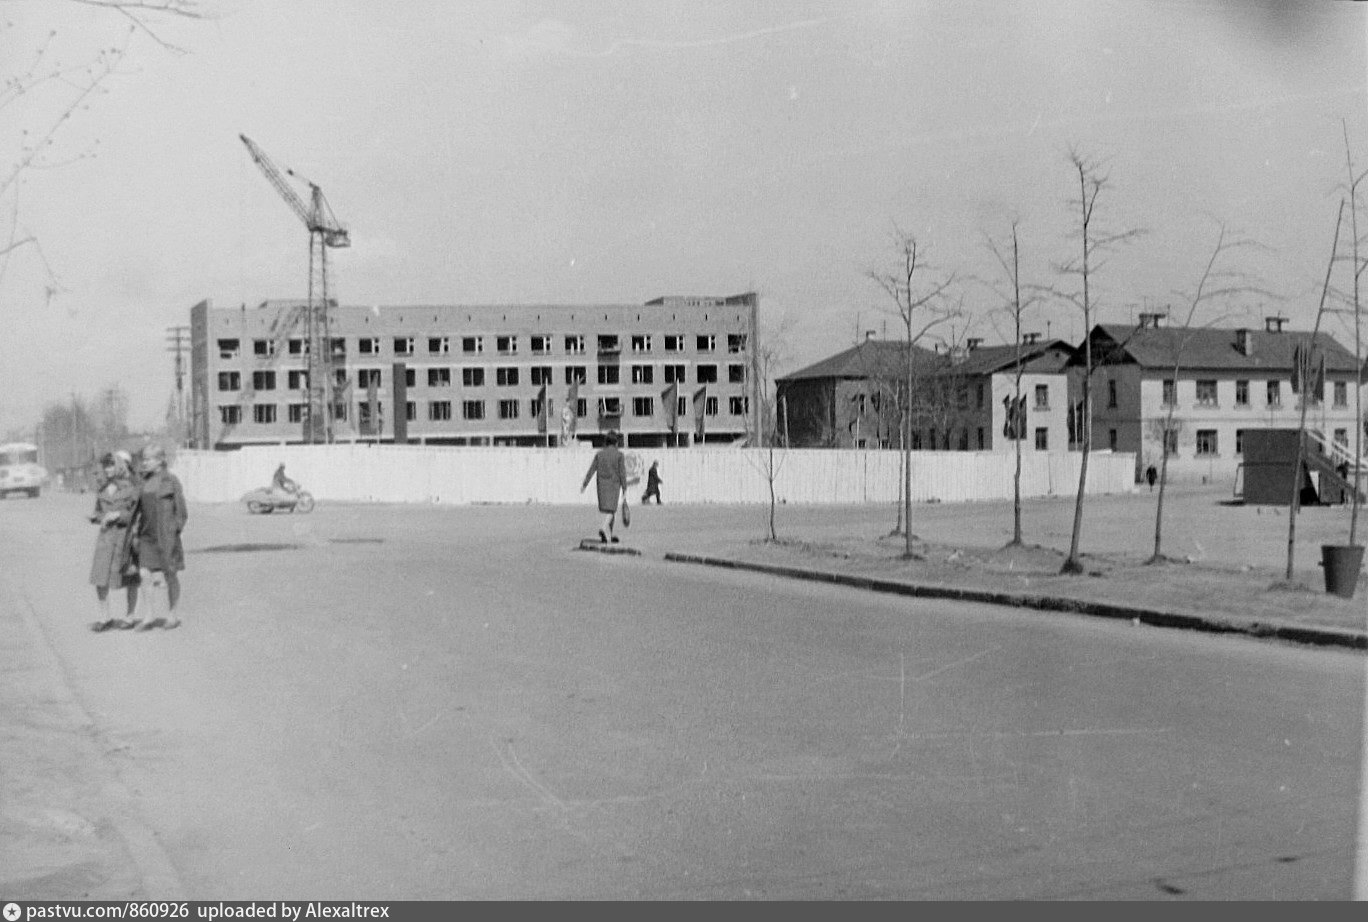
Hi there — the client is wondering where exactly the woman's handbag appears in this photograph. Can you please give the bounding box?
[121,531,141,578]
[120,506,142,578]
[620,494,631,528]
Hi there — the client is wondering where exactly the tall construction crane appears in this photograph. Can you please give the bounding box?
[239,134,350,444]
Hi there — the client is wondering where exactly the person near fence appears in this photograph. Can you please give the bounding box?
[580,430,628,544]
[132,443,188,631]
[88,450,141,632]
[642,460,663,504]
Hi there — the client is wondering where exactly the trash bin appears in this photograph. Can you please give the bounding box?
[1321,544,1365,599]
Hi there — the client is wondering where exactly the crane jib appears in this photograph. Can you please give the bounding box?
[239,134,349,243]
[239,133,350,444]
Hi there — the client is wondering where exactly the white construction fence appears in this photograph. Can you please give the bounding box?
[170,445,1137,506]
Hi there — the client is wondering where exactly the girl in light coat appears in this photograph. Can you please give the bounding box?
[88,451,141,631]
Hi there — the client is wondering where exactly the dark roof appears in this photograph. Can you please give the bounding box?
[778,338,1074,383]
[778,340,934,382]
[936,339,1076,377]
[1090,324,1362,373]
[643,292,757,307]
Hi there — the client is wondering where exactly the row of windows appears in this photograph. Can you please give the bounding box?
[902,423,1353,456]
[1112,378,1351,409]
[1116,427,1353,456]
[854,383,1053,414]
[893,427,1051,451]
[220,333,749,361]
[217,363,748,392]
[220,396,750,425]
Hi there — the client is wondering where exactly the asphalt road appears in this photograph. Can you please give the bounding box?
[2,492,1363,899]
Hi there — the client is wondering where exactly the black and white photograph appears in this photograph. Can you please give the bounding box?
[1,0,1366,902]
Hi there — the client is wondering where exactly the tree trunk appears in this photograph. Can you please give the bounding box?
[903,366,914,557]
[1151,418,1172,563]
[1286,199,1342,580]
[1063,348,1091,573]
[767,461,777,541]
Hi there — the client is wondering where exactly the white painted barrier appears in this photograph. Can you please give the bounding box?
[170,445,1137,506]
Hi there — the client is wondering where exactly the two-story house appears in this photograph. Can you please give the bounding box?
[775,335,1076,451]
[1086,314,1364,484]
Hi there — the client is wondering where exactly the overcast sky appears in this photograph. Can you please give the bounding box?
[2,0,1366,433]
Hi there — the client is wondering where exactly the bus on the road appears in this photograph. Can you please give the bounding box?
[0,442,47,499]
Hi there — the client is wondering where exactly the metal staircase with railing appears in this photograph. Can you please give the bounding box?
[1233,428,1368,504]
[1305,429,1367,503]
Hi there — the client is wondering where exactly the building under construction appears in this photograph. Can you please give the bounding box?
[187,293,761,450]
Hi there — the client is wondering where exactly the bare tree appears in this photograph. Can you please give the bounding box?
[853,341,911,535]
[1148,224,1268,563]
[1145,415,1183,472]
[983,221,1048,546]
[851,324,968,538]
[94,383,133,445]
[1053,148,1145,575]
[40,393,98,480]
[1340,121,1366,546]
[867,226,960,558]
[2,2,207,299]
[1286,200,1344,581]
[744,316,795,542]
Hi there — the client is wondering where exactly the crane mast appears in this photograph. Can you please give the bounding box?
[239,134,350,444]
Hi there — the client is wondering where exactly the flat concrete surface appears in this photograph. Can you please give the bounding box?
[1,487,1364,899]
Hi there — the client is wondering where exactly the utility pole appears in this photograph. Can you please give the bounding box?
[166,326,189,447]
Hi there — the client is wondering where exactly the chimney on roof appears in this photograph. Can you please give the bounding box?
[864,330,877,341]
[1021,332,1041,346]
[966,337,983,351]
[1265,315,1288,333]
[1138,312,1167,329]
[1235,328,1254,356]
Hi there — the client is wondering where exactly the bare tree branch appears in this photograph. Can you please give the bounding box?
[62,0,209,52]
[1148,222,1272,563]
[2,1,208,329]
[866,225,962,558]
[1055,146,1145,574]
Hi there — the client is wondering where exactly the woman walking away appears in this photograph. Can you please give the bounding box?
[88,451,141,632]
[580,430,628,544]
[132,443,188,631]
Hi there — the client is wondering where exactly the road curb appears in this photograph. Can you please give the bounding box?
[575,540,642,555]
[663,552,1368,652]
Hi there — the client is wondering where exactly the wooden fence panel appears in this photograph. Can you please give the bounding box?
[173,445,1136,506]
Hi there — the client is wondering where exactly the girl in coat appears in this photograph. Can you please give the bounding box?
[88,451,141,632]
[132,443,188,631]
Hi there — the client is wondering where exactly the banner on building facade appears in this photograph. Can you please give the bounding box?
[561,378,579,445]
[392,362,408,443]
[663,380,679,432]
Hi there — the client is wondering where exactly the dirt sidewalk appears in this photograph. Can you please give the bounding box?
[661,484,1368,650]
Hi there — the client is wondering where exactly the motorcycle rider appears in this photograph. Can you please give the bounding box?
[272,462,298,498]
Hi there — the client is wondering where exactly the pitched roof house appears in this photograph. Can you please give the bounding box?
[1084,315,1365,484]
[775,336,1076,450]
